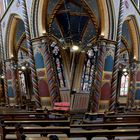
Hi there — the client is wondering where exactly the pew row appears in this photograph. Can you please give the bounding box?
[71,122,140,129]
[0,111,69,121]
[104,114,140,123]
[3,119,70,127]
[0,126,70,140]
[70,128,140,140]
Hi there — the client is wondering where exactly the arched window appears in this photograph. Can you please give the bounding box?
[119,74,129,96]
[50,42,66,88]
[118,49,130,97]
[81,48,98,92]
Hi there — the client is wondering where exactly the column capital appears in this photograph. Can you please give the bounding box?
[31,35,49,44]
[97,36,117,46]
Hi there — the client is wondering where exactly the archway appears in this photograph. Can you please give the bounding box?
[6,15,32,106]
[31,0,113,111]
[117,16,139,107]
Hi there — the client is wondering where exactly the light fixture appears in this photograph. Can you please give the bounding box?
[101,32,105,37]
[133,56,136,60]
[71,45,79,51]
[21,66,26,70]
[10,54,14,58]
[18,70,22,74]
[1,75,4,79]
[122,68,127,72]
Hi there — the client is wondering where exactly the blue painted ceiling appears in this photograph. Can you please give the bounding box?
[48,0,98,47]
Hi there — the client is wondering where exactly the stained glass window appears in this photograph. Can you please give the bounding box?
[51,42,66,88]
[81,49,97,92]
[120,74,129,96]
[18,49,28,64]
[19,72,27,96]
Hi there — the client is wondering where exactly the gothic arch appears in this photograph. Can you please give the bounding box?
[123,15,140,60]
[5,14,25,59]
[31,0,111,39]
[106,0,116,40]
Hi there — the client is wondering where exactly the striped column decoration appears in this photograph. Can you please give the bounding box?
[88,48,98,112]
[0,25,9,105]
[92,42,106,112]
[21,0,41,108]
[109,0,124,111]
[128,68,136,108]
[12,68,21,105]
[42,40,60,106]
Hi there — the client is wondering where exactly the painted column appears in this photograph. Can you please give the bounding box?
[21,0,41,108]
[100,44,115,111]
[12,66,21,106]
[127,62,136,108]
[109,0,124,111]
[92,39,106,112]
[0,25,9,105]
[42,39,60,106]
[135,66,140,105]
[88,46,98,112]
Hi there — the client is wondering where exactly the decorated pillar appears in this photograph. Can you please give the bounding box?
[127,69,136,108]
[135,66,140,106]
[100,43,116,111]
[21,0,41,107]
[0,25,9,105]
[109,0,124,111]
[41,38,60,106]
[12,65,21,106]
[92,38,106,112]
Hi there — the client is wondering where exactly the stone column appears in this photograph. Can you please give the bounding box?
[91,39,106,112]
[21,0,41,107]
[41,38,60,105]
[0,25,9,105]
[127,61,137,108]
[100,43,115,111]
[109,0,124,111]
[12,66,21,106]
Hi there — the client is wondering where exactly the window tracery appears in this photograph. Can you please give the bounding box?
[51,42,66,88]
[119,74,129,96]
[81,48,97,92]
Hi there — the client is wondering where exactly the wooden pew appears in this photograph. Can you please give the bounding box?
[104,114,140,123]
[83,113,104,124]
[70,128,140,140]
[0,112,48,120]
[0,111,69,121]
[4,119,70,127]
[26,137,69,140]
[3,126,70,140]
[71,122,140,130]
[70,111,85,124]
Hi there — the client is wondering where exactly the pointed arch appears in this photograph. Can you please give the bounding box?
[32,0,112,40]
[124,15,140,60]
[5,14,25,59]
[106,0,116,40]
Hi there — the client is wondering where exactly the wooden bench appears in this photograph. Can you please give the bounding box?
[70,128,140,140]
[1,126,70,140]
[4,119,70,127]
[26,137,69,140]
[104,114,140,123]
[70,111,85,124]
[0,112,48,120]
[71,122,140,130]
[0,111,69,121]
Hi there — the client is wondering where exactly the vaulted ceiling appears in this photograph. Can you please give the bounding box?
[47,0,99,47]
